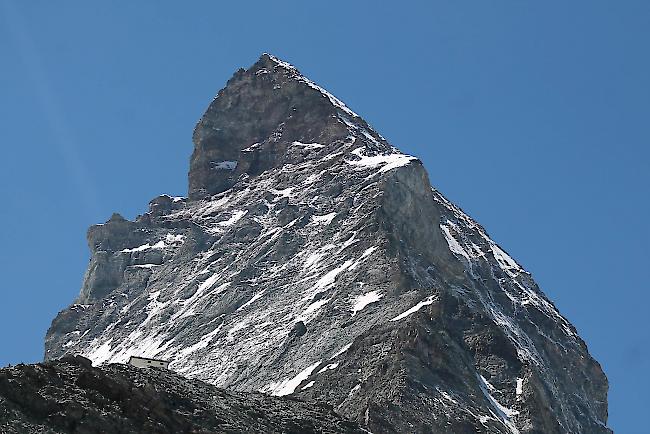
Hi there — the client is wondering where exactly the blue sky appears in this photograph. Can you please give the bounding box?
[1,1,648,432]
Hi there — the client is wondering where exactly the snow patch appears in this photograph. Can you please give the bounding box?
[390,295,436,321]
[241,142,261,152]
[441,223,471,262]
[292,141,325,150]
[217,210,247,227]
[301,381,315,390]
[438,389,458,405]
[85,339,114,365]
[177,324,223,359]
[317,362,339,374]
[351,291,382,316]
[360,246,377,259]
[303,248,329,270]
[349,246,378,271]
[338,233,359,252]
[516,378,524,396]
[198,274,222,294]
[226,318,252,342]
[347,147,416,173]
[264,361,322,396]
[490,242,522,277]
[270,188,294,201]
[331,343,352,359]
[314,260,354,291]
[213,160,237,170]
[310,212,336,225]
[478,374,520,434]
[165,233,185,244]
[121,240,165,253]
[121,234,184,254]
[237,290,267,311]
[297,298,330,324]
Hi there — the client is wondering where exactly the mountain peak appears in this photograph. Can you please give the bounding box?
[188,54,376,200]
[256,52,298,72]
[45,55,610,434]
[255,53,359,117]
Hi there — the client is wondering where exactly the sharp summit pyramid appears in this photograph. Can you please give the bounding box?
[45,54,610,433]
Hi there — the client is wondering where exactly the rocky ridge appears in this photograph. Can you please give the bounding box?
[0,356,363,433]
[45,54,610,433]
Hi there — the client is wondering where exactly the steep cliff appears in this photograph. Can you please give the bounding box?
[45,54,610,433]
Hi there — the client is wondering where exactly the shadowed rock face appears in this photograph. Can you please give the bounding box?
[46,54,610,433]
[189,53,374,200]
[0,356,363,434]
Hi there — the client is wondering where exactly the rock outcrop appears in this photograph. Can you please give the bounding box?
[189,53,381,200]
[0,356,362,433]
[45,54,610,433]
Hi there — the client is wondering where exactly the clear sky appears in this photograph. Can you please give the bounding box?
[1,1,648,432]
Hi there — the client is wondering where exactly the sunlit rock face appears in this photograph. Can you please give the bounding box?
[46,54,610,434]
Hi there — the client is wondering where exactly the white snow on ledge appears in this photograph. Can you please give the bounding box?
[241,142,261,152]
[441,223,471,262]
[490,242,522,276]
[217,210,248,227]
[516,378,524,396]
[347,147,416,173]
[317,362,339,374]
[121,241,166,253]
[262,361,322,396]
[165,233,185,244]
[120,233,185,253]
[390,295,436,321]
[478,374,520,434]
[351,291,382,316]
[213,160,238,170]
[310,212,336,225]
[292,141,325,150]
[330,343,352,359]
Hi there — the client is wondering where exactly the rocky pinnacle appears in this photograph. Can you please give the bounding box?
[45,54,610,433]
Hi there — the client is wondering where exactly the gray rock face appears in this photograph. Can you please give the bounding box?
[46,54,610,433]
[0,356,363,433]
[189,53,374,200]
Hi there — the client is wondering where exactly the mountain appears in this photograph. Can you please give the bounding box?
[0,356,363,433]
[45,54,610,433]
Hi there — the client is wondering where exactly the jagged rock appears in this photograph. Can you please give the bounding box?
[189,53,385,200]
[0,357,363,434]
[46,54,610,433]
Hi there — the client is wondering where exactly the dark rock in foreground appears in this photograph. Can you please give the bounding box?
[0,356,363,434]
